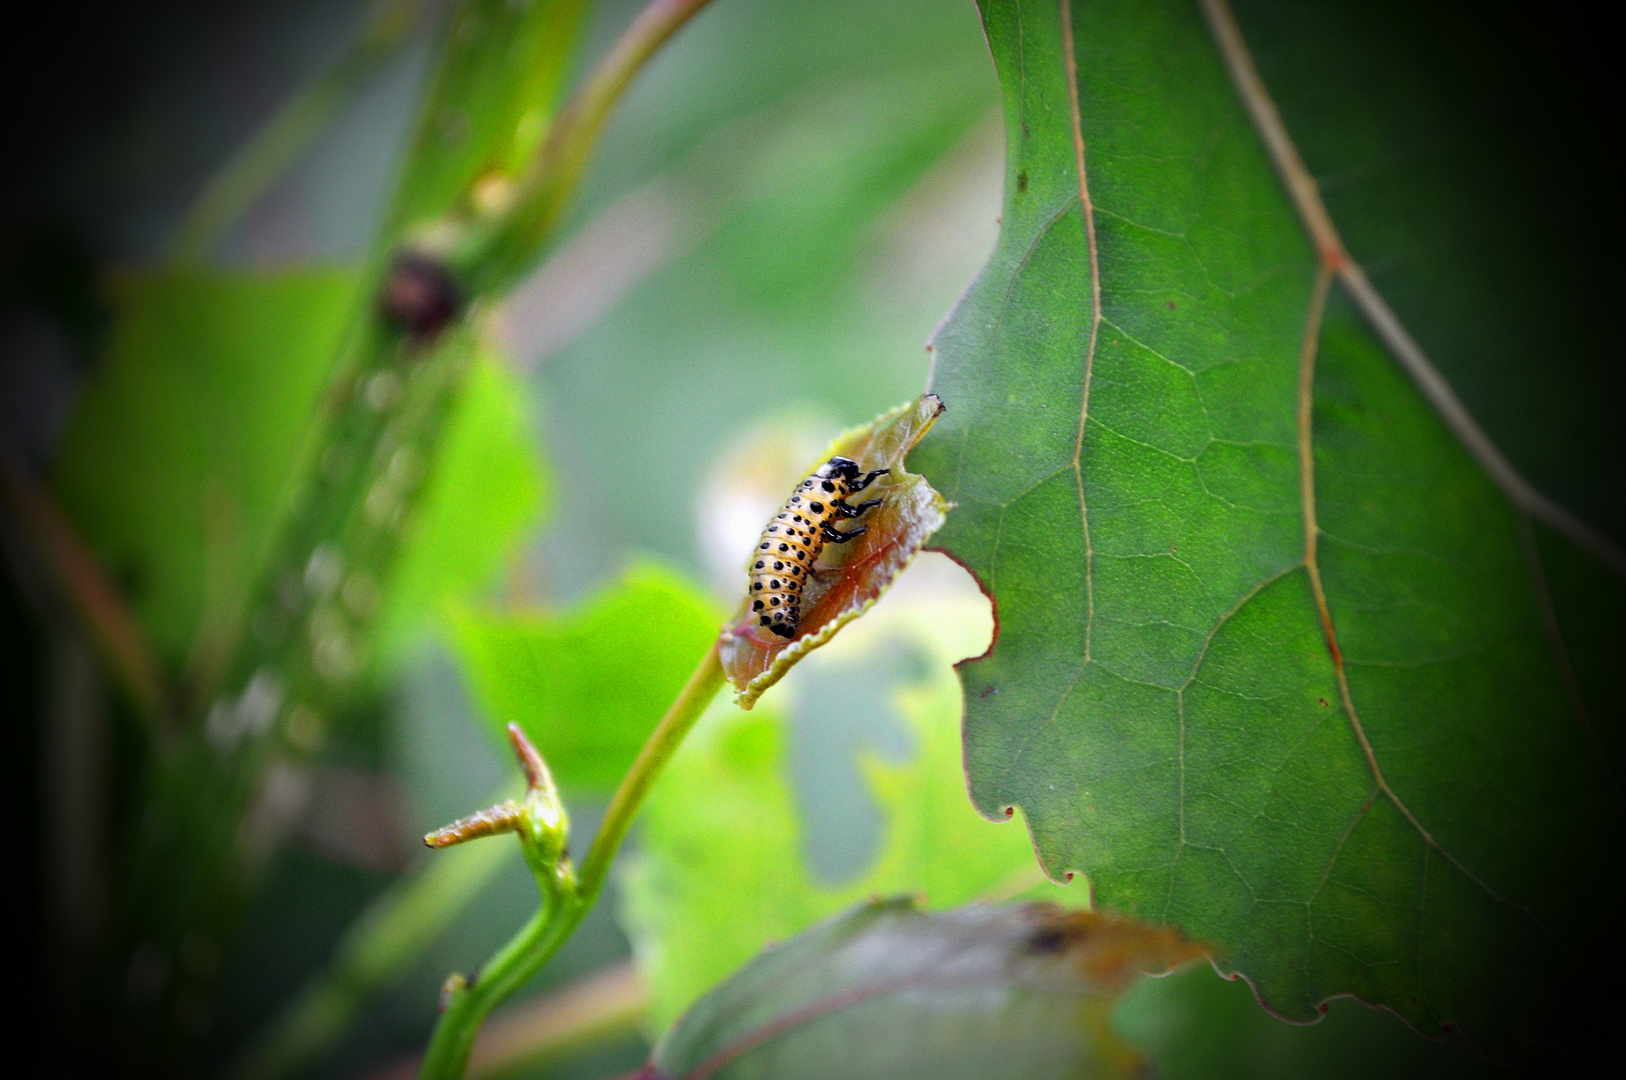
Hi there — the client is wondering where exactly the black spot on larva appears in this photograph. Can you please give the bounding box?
[793,515,804,522]
[760,616,770,626]
[770,579,781,587]
[809,501,824,513]
[753,600,764,611]
[753,582,763,591]
[773,561,783,570]
[760,543,770,549]
[770,597,780,606]
[821,481,835,492]
[779,544,789,552]
[791,497,801,504]
[769,526,779,533]
[755,561,765,569]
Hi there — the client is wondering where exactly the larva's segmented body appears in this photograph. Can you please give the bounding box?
[749,456,888,639]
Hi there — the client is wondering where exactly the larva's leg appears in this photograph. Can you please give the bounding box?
[822,522,866,544]
[839,497,881,519]
[848,468,889,493]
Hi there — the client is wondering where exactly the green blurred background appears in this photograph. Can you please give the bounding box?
[1,0,1555,1076]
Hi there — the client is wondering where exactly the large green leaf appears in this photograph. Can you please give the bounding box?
[914,0,1623,1057]
[620,579,1076,1033]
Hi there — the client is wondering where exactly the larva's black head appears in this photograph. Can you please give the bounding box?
[817,456,862,481]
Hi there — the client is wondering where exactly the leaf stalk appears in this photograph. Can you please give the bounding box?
[417,643,723,1080]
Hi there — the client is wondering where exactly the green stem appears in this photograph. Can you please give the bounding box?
[168,0,431,262]
[576,642,723,903]
[445,0,719,295]
[418,643,724,1080]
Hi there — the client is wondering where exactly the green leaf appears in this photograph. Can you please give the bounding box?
[51,268,362,666]
[372,351,547,667]
[621,582,1079,1033]
[451,562,720,790]
[647,898,1204,1080]
[913,0,1623,1057]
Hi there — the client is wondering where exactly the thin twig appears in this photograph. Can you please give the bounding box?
[576,642,723,901]
[0,453,170,733]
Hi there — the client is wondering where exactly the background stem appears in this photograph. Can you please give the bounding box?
[0,453,170,733]
[447,0,719,295]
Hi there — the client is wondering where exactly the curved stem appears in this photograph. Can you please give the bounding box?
[577,642,722,903]
[447,0,719,294]
[417,643,723,1080]
[420,894,563,1079]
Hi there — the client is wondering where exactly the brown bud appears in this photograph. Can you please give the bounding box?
[378,253,461,339]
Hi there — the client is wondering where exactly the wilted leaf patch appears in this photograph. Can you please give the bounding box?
[643,898,1206,1080]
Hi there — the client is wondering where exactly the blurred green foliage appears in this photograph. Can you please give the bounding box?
[386,0,589,240]
[375,353,549,669]
[620,582,1077,1032]
[52,269,361,666]
[452,561,719,791]
[25,0,1600,1076]
[525,0,1001,591]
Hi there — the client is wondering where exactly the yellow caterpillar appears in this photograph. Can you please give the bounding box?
[748,456,887,639]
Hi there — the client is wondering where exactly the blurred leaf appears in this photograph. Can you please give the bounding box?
[646,898,1204,1080]
[718,394,947,707]
[386,0,589,237]
[622,590,1079,1032]
[913,0,1623,1058]
[51,268,361,666]
[452,561,720,789]
[373,351,548,667]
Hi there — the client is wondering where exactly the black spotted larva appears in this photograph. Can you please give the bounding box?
[747,456,888,639]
